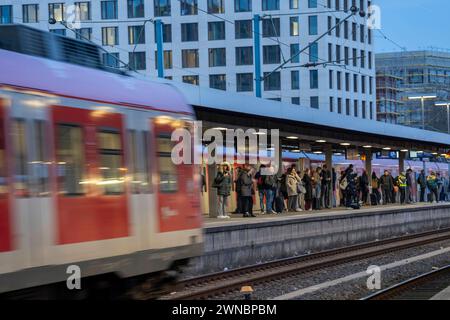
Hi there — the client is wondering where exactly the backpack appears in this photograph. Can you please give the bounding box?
[339,177,348,191]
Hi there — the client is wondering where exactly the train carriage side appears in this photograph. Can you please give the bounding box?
[0,48,203,297]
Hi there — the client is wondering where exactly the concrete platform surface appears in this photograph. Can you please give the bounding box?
[431,286,450,300]
[185,203,450,276]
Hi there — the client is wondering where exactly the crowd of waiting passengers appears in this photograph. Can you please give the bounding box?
[212,162,450,219]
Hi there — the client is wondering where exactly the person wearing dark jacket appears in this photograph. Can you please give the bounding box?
[371,172,381,204]
[302,169,313,211]
[417,170,427,202]
[213,163,232,219]
[234,167,243,214]
[239,165,256,217]
[359,170,369,205]
[321,165,332,209]
[380,170,394,205]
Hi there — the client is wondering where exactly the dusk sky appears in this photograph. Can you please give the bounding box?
[375,0,450,53]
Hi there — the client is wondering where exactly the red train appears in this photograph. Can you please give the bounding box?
[0,47,203,298]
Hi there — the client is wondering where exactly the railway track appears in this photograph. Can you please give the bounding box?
[362,265,450,300]
[160,228,450,300]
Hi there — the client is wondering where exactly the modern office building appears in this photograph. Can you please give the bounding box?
[376,50,450,133]
[0,0,376,119]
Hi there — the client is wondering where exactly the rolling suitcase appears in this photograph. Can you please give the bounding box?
[275,196,284,213]
[370,193,378,206]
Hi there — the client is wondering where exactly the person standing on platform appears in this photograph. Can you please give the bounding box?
[213,162,232,219]
[436,172,444,201]
[398,171,407,204]
[286,166,302,212]
[312,167,322,210]
[262,165,277,214]
[321,165,332,209]
[303,168,313,211]
[239,165,256,217]
[371,172,381,205]
[380,170,393,205]
[255,165,266,214]
[417,170,427,202]
[406,169,414,204]
[332,168,337,207]
[427,171,439,203]
[359,170,370,205]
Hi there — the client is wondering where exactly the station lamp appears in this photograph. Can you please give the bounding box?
[340,142,351,146]
[315,139,327,143]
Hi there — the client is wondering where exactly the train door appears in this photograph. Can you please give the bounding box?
[151,116,201,235]
[50,106,130,245]
[125,110,153,250]
[0,98,12,254]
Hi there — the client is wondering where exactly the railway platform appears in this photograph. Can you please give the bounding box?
[186,203,450,276]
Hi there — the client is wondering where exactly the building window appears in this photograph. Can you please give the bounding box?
[335,44,341,62]
[290,44,300,63]
[155,23,172,43]
[75,2,90,21]
[309,43,318,62]
[22,4,39,23]
[183,75,199,85]
[337,97,342,114]
[310,96,319,109]
[208,21,225,40]
[128,25,145,45]
[235,46,253,65]
[0,5,13,24]
[360,50,365,68]
[210,74,227,91]
[292,97,300,105]
[360,24,365,43]
[291,70,300,90]
[329,97,334,112]
[337,71,342,90]
[154,0,171,16]
[344,46,349,65]
[181,0,198,15]
[362,101,366,119]
[263,72,281,91]
[344,20,348,39]
[361,76,366,93]
[310,70,318,89]
[208,48,226,67]
[290,17,299,36]
[369,76,373,95]
[263,45,281,64]
[50,29,66,36]
[328,43,332,62]
[354,100,358,117]
[308,16,318,35]
[127,0,144,18]
[308,0,317,8]
[329,70,333,89]
[352,48,357,67]
[235,20,252,39]
[235,0,252,12]
[353,74,358,92]
[346,99,350,115]
[75,27,92,40]
[129,52,146,70]
[237,73,253,92]
[352,22,357,41]
[345,72,350,91]
[101,0,117,19]
[368,51,372,69]
[102,52,119,68]
[370,101,373,120]
[208,0,225,14]
[262,0,280,11]
[181,23,198,41]
[182,49,199,68]
[290,0,299,9]
[155,50,173,69]
[49,3,64,22]
[102,27,118,45]
[262,18,280,37]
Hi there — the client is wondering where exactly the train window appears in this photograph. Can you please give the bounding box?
[12,119,28,197]
[33,120,50,196]
[56,124,86,196]
[128,130,152,194]
[98,130,125,195]
[156,134,178,193]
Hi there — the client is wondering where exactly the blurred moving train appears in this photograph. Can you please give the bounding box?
[0,25,203,298]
